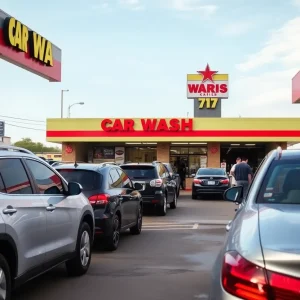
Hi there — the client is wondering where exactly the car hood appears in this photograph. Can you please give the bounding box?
[259,204,300,278]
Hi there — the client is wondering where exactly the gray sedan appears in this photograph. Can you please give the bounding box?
[209,147,300,299]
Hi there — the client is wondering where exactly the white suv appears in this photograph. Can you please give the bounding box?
[0,146,94,299]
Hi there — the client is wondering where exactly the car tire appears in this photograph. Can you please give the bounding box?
[66,222,92,277]
[192,193,197,200]
[170,192,177,209]
[104,214,121,251]
[130,205,142,235]
[176,188,180,198]
[158,194,167,216]
[0,253,11,300]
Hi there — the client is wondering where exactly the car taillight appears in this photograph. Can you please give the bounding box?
[220,179,229,184]
[193,179,203,184]
[88,194,110,205]
[268,270,300,299]
[222,251,300,299]
[222,251,269,300]
[150,179,163,187]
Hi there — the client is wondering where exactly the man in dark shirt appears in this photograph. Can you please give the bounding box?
[232,157,252,197]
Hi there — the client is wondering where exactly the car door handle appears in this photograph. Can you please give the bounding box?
[46,205,56,212]
[226,220,232,232]
[129,196,135,200]
[3,206,17,215]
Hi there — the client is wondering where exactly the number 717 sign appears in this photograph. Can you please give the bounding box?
[187,64,229,110]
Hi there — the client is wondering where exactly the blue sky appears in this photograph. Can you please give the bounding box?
[1,0,300,146]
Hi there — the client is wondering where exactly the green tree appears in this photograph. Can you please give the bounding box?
[13,138,61,153]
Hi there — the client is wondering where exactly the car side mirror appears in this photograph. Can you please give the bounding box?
[68,182,82,196]
[224,186,243,204]
[133,182,143,191]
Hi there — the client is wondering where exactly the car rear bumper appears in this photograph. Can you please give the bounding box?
[94,209,113,238]
[140,192,164,207]
[193,185,229,194]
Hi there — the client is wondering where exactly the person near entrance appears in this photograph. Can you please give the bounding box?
[232,157,252,197]
[177,158,187,190]
[230,157,241,186]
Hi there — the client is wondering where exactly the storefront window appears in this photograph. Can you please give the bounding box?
[93,146,115,163]
[170,146,208,177]
[126,147,157,163]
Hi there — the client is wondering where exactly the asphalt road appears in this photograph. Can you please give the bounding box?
[12,192,236,300]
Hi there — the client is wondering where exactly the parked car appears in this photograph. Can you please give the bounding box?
[0,145,94,300]
[162,162,181,197]
[191,168,229,199]
[55,162,143,251]
[209,147,300,300]
[120,162,177,216]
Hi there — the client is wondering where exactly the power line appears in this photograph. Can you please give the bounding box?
[0,119,46,126]
[6,123,45,131]
[0,115,45,123]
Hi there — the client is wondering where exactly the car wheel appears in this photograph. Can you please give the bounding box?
[176,187,180,198]
[66,222,92,276]
[104,214,121,251]
[130,205,142,235]
[0,254,11,300]
[170,192,177,209]
[192,193,197,200]
[158,195,167,216]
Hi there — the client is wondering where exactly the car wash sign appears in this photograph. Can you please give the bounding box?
[187,64,229,117]
[0,9,61,82]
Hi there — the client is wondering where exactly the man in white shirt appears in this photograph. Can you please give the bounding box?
[230,157,241,186]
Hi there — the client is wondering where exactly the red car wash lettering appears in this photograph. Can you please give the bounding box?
[101,119,193,132]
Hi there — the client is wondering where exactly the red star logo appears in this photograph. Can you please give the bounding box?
[197,64,218,83]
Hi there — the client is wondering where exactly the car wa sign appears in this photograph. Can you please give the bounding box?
[187,64,229,114]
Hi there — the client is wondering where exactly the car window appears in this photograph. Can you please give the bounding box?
[257,159,300,204]
[26,159,63,195]
[117,169,133,189]
[0,158,33,194]
[160,164,169,178]
[58,169,101,191]
[197,168,225,176]
[109,168,122,188]
[121,165,156,179]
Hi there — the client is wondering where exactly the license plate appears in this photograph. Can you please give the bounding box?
[207,181,215,185]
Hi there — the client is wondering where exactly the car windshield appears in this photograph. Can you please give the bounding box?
[197,168,225,176]
[57,169,101,191]
[121,165,156,179]
[257,159,300,204]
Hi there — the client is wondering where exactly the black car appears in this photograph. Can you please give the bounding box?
[120,162,177,216]
[55,163,143,251]
[163,162,181,197]
[192,167,229,199]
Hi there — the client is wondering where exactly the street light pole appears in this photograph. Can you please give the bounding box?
[61,89,69,118]
[68,102,85,118]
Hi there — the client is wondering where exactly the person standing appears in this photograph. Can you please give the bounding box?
[178,159,186,190]
[230,157,241,186]
[232,157,252,197]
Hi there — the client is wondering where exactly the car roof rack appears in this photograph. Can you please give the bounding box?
[0,145,34,155]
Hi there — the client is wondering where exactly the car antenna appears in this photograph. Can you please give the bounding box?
[74,161,78,168]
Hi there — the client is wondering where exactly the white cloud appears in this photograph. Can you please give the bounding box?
[222,68,300,117]
[292,0,300,7]
[237,17,300,72]
[219,21,254,37]
[119,0,144,10]
[169,0,217,15]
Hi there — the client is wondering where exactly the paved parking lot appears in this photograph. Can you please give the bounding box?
[12,192,235,300]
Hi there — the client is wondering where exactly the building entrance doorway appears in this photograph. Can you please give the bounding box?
[220,143,266,173]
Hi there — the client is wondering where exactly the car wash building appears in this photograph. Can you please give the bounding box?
[46,65,300,186]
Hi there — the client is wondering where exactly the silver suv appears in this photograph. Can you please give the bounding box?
[0,146,94,299]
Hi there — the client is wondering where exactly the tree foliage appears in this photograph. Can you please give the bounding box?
[13,138,61,153]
